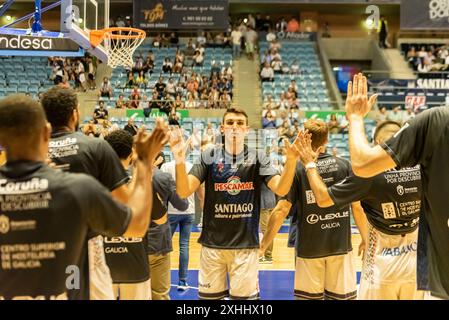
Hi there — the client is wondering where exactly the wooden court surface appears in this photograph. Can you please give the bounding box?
[170,232,364,271]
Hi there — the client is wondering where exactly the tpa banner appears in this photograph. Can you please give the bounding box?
[133,0,229,30]
[401,0,449,30]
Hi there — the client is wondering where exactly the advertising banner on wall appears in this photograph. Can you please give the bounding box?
[133,0,229,30]
[401,0,449,30]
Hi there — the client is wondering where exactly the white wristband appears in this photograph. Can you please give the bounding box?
[305,162,317,172]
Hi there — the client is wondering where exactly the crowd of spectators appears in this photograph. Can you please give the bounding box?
[375,105,416,125]
[49,55,97,91]
[407,44,449,73]
[97,37,234,114]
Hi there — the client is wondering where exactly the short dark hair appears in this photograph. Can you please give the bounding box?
[104,130,133,160]
[41,87,78,128]
[222,107,249,125]
[0,94,47,143]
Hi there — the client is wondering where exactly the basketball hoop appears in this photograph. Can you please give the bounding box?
[90,27,146,69]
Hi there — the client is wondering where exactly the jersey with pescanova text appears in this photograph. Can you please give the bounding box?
[328,166,422,235]
[0,161,130,300]
[190,145,278,249]
[286,153,352,258]
[382,107,449,299]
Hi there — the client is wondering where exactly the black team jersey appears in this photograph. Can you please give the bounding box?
[48,131,128,299]
[0,162,130,300]
[189,145,278,249]
[381,107,449,299]
[286,153,352,258]
[104,169,186,282]
[328,166,422,235]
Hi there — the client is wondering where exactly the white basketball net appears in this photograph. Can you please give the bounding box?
[103,30,145,69]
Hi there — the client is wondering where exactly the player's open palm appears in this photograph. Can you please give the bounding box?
[345,73,378,118]
[169,127,191,164]
[296,130,318,165]
[284,136,301,161]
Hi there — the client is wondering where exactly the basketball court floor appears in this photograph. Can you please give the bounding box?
[169,228,363,300]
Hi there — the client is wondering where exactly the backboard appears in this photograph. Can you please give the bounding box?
[61,0,110,61]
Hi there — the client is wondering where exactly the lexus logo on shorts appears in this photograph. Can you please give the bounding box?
[306,214,319,224]
[0,215,10,234]
[397,185,405,196]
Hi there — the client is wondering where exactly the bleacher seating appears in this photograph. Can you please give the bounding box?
[108,40,233,105]
[259,41,331,111]
[0,56,72,99]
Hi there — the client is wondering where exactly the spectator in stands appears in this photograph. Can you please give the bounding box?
[184,39,196,59]
[143,57,154,74]
[264,95,276,113]
[281,62,290,74]
[290,59,300,74]
[260,49,272,67]
[266,27,276,42]
[262,111,276,129]
[218,90,231,109]
[139,95,150,109]
[387,106,404,124]
[417,58,429,73]
[193,50,204,66]
[276,110,291,128]
[116,94,126,109]
[165,77,176,98]
[271,57,283,74]
[135,70,148,88]
[203,122,217,144]
[168,111,181,126]
[152,34,161,48]
[86,57,96,90]
[169,32,179,46]
[277,92,289,110]
[133,56,144,73]
[173,94,184,110]
[328,113,340,134]
[407,46,418,68]
[260,62,274,82]
[155,76,167,99]
[289,80,298,94]
[115,15,126,27]
[99,77,113,98]
[244,26,258,60]
[185,93,197,109]
[74,59,87,92]
[125,73,135,88]
[93,101,108,122]
[123,117,139,136]
[161,58,172,74]
[231,26,243,59]
[378,16,389,48]
[287,17,299,32]
[276,17,287,32]
[403,106,416,122]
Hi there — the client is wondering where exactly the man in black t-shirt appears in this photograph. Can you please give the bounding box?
[343,73,449,300]
[0,94,166,300]
[296,121,423,300]
[41,87,168,300]
[102,130,151,300]
[170,107,301,300]
[93,101,108,123]
[261,119,364,300]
